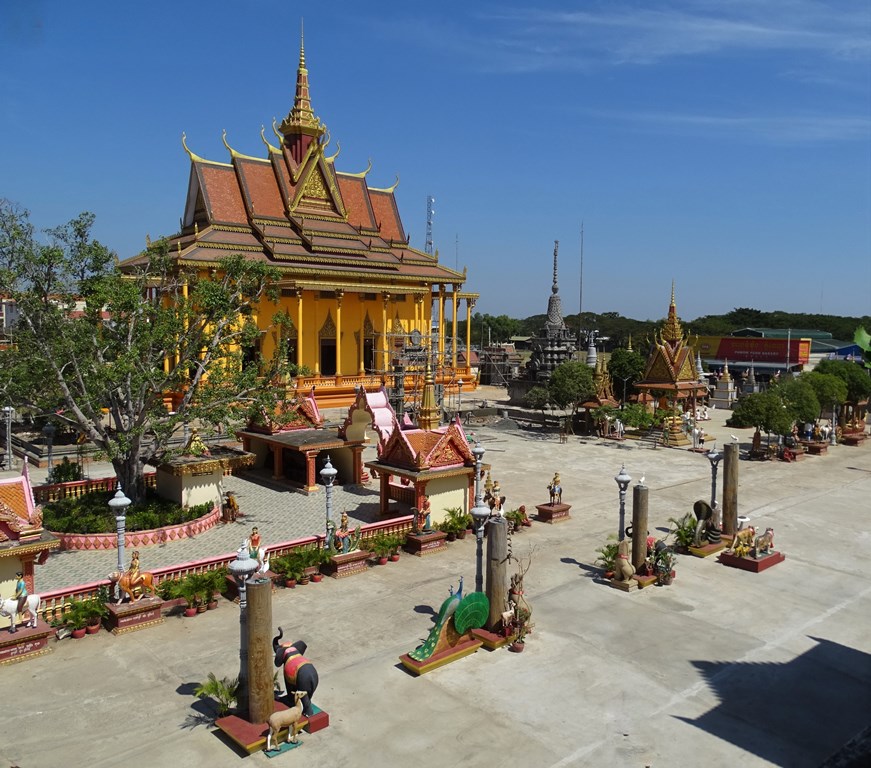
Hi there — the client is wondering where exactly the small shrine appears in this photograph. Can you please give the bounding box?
[237,389,367,493]
[155,429,255,508]
[580,356,620,435]
[0,466,58,662]
[364,367,479,530]
[508,241,577,403]
[634,286,708,446]
[710,362,738,409]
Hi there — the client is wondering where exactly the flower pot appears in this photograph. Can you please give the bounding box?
[71,627,87,639]
[311,573,323,583]
[196,603,207,613]
[206,600,218,610]
[389,554,400,562]
[285,579,297,589]
[86,622,101,634]
[299,576,311,585]
[183,607,198,617]
[509,640,525,653]
[377,556,388,565]
[604,570,615,580]
[446,532,457,542]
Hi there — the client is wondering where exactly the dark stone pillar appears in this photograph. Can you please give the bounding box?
[272,446,284,481]
[246,578,274,724]
[631,484,649,572]
[723,443,739,536]
[380,471,390,516]
[485,517,509,632]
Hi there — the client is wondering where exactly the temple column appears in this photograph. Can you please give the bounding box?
[413,294,421,332]
[358,296,366,375]
[313,294,320,376]
[381,292,390,375]
[451,285,458,372]
[335,289,343,379]
[437,285,445,368]
[350,445,364,485]
[304,450,319,493]
[295,289,304,369]
[272,445,284,481]
[465,298,475,375]
[380,470,391,516]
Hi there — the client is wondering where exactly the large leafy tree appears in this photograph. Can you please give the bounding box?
[0,201,284,502]
[775,377,820,427]
[730,389,794,438]
[799,371,847,419]
[814,358,871,405]
[607,347,646,404]
[547,361,595,415]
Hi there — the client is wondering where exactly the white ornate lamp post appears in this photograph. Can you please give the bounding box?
[228,545,260,715]
[830,403,838,446]
[457,379,463,418]
[470,438,490,593]
[108,486,132,599]
[320,455,337,544]
[615,465,631,541]
[707,444,722,508]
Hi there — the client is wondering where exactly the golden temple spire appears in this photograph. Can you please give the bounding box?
[661,283,684,345]
[627,334,633,352]
[279,21,325,139]
[417,362,440,431]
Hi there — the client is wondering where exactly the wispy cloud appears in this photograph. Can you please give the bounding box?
[584,107,871,143]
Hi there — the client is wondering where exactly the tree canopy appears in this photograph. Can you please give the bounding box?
[547,362,595,414]
[0,201,285,502]
[607,347,646,403]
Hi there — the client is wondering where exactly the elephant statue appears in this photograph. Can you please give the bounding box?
[272,627,319,717]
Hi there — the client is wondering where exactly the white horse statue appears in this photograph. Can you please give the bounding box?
[253,546,270,577]
[1,594,41,632]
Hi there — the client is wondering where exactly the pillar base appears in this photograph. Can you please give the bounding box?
[535,502,571,523]
[404,531,448,556]
[105,597,165,634]
[719,550,785,572]
[215,703,329,754]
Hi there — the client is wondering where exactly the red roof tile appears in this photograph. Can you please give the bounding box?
[369,190,405,243]
[198,164,247,224]
[236,160,286,219]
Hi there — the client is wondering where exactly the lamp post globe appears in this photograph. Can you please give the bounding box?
[108,486,132,575]
[706,446,722,508]
[614,465,631,541]
[320,455,338,541]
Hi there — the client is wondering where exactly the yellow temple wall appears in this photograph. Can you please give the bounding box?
[426,475,470,525]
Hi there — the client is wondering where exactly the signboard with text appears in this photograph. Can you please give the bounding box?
[695,336,810,366]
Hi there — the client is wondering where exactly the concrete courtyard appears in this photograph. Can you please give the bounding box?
[2,398,870,768]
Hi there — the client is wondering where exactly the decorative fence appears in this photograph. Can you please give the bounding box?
[35,514,414,625]
[33,473,158,503]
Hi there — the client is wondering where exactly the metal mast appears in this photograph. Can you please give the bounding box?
[425,195,435,256]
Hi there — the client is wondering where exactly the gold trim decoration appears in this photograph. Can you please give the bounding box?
[222,130,267,162]
[326,141,341,163]
[271,119,286,146]
[343,159,372,179]
[319,310,337,339]
[182,132,232,167]
[369,175,400,193]
[260,125,282,154]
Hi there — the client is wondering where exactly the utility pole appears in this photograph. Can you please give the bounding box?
[425,196,435,256]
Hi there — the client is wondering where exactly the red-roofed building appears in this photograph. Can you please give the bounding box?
[122,32,478,408]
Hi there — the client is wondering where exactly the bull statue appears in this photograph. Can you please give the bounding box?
[0,594,41,632]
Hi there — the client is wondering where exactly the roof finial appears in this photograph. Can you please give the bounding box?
[278,20,324,138]
[300,18,305,68]
[670,279,676,307]
[552,240,560,295]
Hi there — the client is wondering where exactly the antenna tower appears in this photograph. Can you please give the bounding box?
[425,195,435,256]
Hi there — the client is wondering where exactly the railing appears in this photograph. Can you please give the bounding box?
[33,473,157,503]
[35,514,414,624]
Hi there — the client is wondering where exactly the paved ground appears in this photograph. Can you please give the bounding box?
[3,389,870,767]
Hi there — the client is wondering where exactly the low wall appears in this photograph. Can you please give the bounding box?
[51,504,221,551]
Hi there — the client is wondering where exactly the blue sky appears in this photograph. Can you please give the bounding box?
[2,1,869,322]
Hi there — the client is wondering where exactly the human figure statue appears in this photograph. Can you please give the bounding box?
[185,427,211,456]
[335,512,352,553]
[615,418,625,439]
[14,571,29,623]
[127,551,144,592]
[246,527,265,571]
[547,473,562,505]
[413,496,432,534]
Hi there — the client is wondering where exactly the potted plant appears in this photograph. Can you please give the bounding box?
[667,512,697,552]
[272,552,305,588]
[299,547,325,583]
[595,537,619,579]
[61,598,92,638]
[205,568,226,609]
[444,507,472,539]
[174,572,208,616]
[655,548,677,586]
[83,596,109,633]
[504,508,527,533]
[510,606,531,653]
[388,534,404,562]
[368,533,393,564]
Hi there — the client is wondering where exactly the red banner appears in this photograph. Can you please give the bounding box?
[696,336,810,365]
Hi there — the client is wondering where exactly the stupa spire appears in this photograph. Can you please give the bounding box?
[661,282,684,345]
[545,240,566,330]
[417,361,440,431]
[279,21,325,139]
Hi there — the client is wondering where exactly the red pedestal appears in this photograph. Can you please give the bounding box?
[105,597,165,634]
[404,530,448,556]
[215,703,330,754]
[0,620,53,665]
[535,502,571,523]
[719,550,786,572]
[323,550,370,578]
[399,634,483,676]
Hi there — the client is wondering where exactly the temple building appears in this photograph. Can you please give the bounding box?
[508,241,577,402]
[634,286,708,444]
[127,32,476,408]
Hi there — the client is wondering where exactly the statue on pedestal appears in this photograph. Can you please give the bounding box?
[547,473,562,505]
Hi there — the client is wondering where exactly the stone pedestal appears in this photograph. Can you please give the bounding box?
[399,635,483,676]
[323,550,370,578]
[688,542,728,558]
[215,703,330,755]
[105,597,165,635]
[404,531,448,557]
[609,577,638,592]
[719,550,786,572]
[535,502,571,523]
[0,620,53,665]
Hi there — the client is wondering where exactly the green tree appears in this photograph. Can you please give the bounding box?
[799,371,847,419]
[547,362,595,415]
[775,377,820,427]
[607,347,646,404]
[814,358,871,405]
[523,385,550,424]
[730,389,793,438]
[0,202,284,503]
